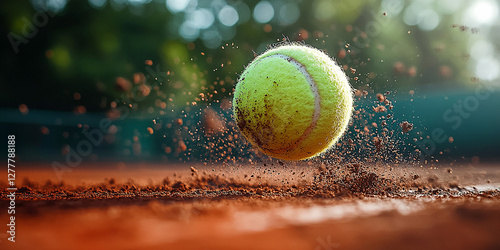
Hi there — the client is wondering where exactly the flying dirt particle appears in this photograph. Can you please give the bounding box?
[40,126,50,135]
[175,118,183,126]
[220,99,232,110]
[106,109,122,120]
[19,104,29,115]
[264,24,272,32]
[440,65,453,78]
[338,49,346,59]
[145,60,153,65]
[400,121,413,133]
[190,166,197,173]
[171,181,187,191]
[313,31,324,38]
[297,29,309,41]
[393,62,406,74]
[202,107,226,135]
[159,102,167,109]
[376,93,385,102]
[178,141,187,152]
[448,137,454,143]
[373,137,382,151]
[373,105,387,113]
[73,105,87,115]
[138,84,151,96]
[108,125,117,134]
[147,127,154,134]
[408,66,417,77]
[383,12,387,16]
[73,92,81,100]
[427,174,439,183]
[133,73,146,85]
[409,90,415,95]
[164,147,171,154]
[115,77,132,92]
[447,168,453,174]
[355,89,368,97]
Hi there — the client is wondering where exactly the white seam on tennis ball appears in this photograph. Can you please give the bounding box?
[263,53,321,150]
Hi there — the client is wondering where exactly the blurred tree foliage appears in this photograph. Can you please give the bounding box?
[1,0,471,113]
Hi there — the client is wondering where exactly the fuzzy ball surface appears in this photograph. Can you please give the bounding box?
[233,44,353,160]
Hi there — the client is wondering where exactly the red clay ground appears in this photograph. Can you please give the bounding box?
[1,162,499,250]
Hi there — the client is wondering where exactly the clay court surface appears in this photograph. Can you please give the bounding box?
[1,162,499,250]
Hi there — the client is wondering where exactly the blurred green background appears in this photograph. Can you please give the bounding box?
[1,0,499,165]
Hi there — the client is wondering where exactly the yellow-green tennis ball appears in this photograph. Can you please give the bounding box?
[233,44,353,161]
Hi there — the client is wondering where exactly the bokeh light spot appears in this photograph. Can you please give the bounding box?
[313,0,335,21]
[188,8,214,29]
[218,5,239,27]
[418,9,439,31]
[128,0,151,6]
[471,40,496,60]
[32,0,68,13]
[165,0,190,13]
[88,0,107,9]
[253,1,274,23]
[464,0,499,26]
[437,0,463,14]
[403,2,440,31]
[179,21,200,41]
[279,3,300,25]
[201,29,222,49]
[476,58,500,81]
[403,3,422,26]
[381,0,404,16]
[234,2,251,24]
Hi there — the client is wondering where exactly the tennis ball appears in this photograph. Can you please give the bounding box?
[233,44,353,161]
